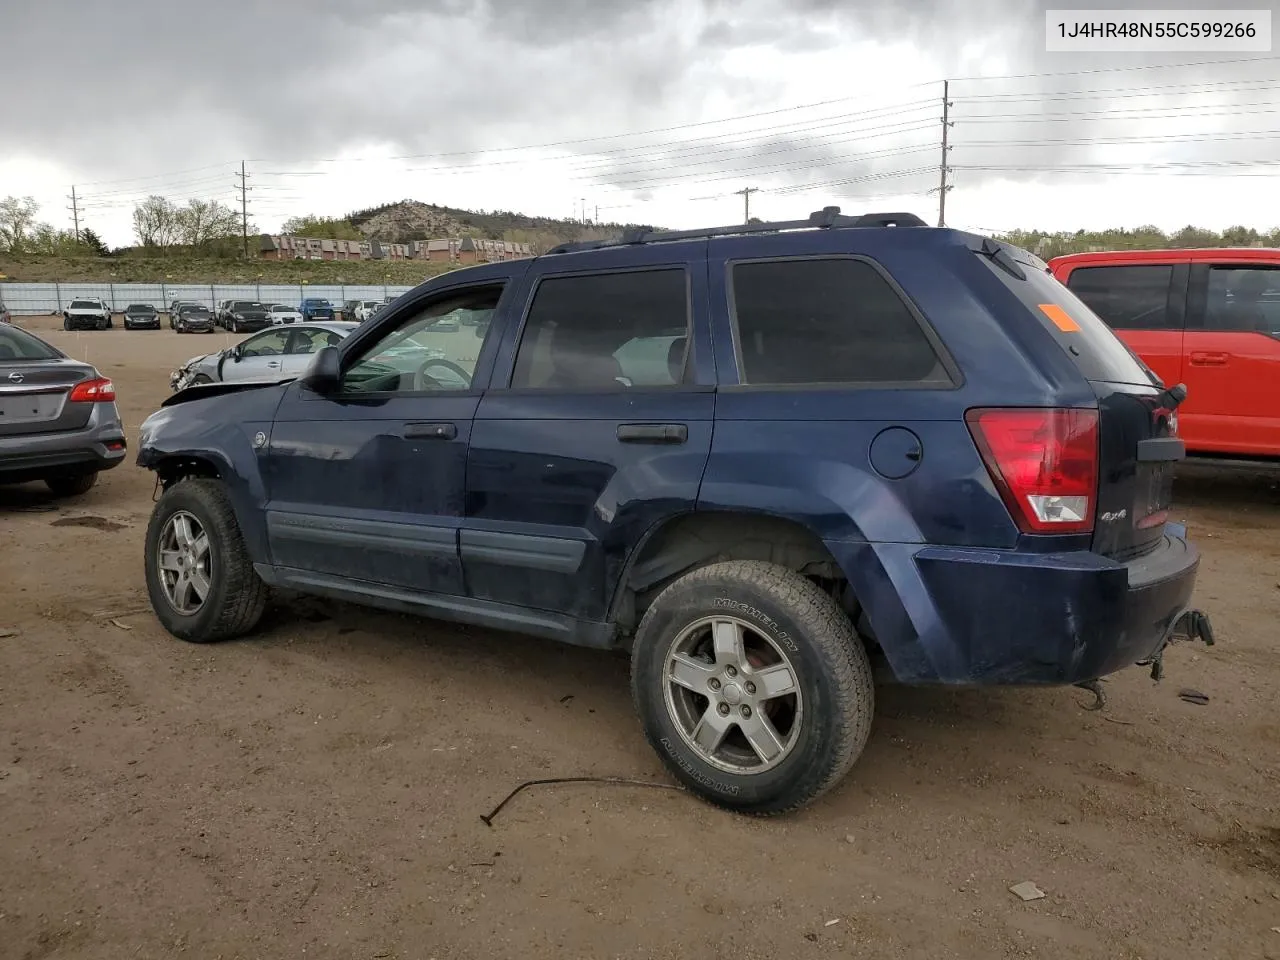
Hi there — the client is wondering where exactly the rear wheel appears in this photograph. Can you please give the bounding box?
[144,479,268,643]
[45,472,97,497]
[630,560,874,815]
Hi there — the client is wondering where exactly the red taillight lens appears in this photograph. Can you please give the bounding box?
[965,407,1099,534]
[68,377,116,403]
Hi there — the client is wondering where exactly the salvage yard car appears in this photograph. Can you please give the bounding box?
[170,322,357,390]
[0,322,126,495]
[1049,247,1280,459]
[174,303,215,334]
[123,303,161,330]
[136,209,1212,815]
[62,298,113,330]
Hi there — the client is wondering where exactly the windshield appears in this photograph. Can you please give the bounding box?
[127,304,154,312]
[232,301,263,310]
[181,307,211,317]
[69,300,100,309]
[0,325,63,361]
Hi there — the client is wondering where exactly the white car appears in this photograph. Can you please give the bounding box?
[169,322,357,390]
[267,303,303,325]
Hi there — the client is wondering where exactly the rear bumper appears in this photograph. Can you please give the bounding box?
[826,527,1200,685]
[0,404,128,483]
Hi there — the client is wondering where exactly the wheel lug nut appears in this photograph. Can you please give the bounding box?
[745,682,756,695]
[740,705,751,718]
[708,678,721,691]
[725,665,738,678]
[718,703,730,716]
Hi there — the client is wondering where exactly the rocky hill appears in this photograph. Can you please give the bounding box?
[347,199,654,252]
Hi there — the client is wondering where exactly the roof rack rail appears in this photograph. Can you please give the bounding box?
[545,207,928,255]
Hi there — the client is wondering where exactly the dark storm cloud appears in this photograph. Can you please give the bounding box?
[7,0,1277,209]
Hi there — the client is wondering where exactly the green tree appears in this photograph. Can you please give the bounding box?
[132,195,180,251]
[0,195,41,253]
[79,227,109,257]
[281,214,363,240]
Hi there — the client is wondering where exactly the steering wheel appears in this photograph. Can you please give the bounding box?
[413,357,470,391]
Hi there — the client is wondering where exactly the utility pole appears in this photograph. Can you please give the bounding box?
[67,186,80,242]
[937,80,953,227]
[580,198,586,225]
[234,162,251,258]
[594,204,598,223]
[735,186,759,224]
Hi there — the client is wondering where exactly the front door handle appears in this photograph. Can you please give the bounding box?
[404,421,457,440]
[617,423,688,444]
[1189,351,1229,366]
[265,361,281,368]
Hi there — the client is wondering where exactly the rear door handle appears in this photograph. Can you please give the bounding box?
[404,422,457,440]
[617,423,688,444]
[1189,351,1229,366]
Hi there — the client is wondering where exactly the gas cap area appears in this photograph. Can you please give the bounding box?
[869,426,924,480]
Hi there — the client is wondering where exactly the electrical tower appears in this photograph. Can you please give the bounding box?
[234,162,252,258]
[735,186,759,224]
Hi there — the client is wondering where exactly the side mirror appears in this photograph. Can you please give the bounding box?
[300,345,341,394]
[474,322,487,338]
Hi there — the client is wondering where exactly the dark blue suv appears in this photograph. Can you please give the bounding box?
[136,209,1211,814]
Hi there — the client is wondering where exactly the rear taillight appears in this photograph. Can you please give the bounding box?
[68,377,116,403]
[965,407,1099,535]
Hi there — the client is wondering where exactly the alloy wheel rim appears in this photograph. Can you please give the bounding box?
[156,510,212,615]
[662,615,804,774]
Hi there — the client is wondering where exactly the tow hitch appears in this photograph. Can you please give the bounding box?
[1139,608,1216,682]
[1074,608,1215,711]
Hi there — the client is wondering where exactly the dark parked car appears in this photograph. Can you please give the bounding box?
[174,304,215,334]
[0,323,126,495]
[299,298,335,321]
[123,303,161,330]
[135,208,1211,815]
[222,300,271,333]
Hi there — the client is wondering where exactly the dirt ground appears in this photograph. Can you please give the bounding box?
[1,314,1277,960]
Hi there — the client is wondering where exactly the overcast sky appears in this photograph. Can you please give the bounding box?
[4,0,1279,247]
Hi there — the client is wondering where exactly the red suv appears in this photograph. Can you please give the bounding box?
[1048,249,1280,458]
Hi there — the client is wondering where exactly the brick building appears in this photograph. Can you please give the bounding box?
[260,234,532,263]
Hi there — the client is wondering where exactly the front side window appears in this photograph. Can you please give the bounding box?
[288,327,344,354]
[510,268,689,390]
[341,286,503,394]
[1204,265,1280,333]
[240,330,289,357]
[1065,265,1175,330]
[731,258,946,386]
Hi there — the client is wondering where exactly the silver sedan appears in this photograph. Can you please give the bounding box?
[170,322,359,391]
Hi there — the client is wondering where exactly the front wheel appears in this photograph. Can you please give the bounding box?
[144,478,268,643]
[630,560,874,815]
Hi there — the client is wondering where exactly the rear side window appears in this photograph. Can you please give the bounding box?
[0,325,62,361]
[730,258,948,386]
[511,269,690,389]
[1065,265,1175,330]
[1204,264,1280,333]
[983,258,1155,386]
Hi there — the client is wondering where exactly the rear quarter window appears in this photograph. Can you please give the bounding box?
[729,257,952,386]
[982,257,1156,386]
